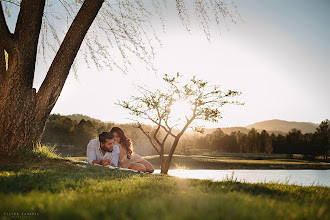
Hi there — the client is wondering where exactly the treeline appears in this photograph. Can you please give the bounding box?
[182,119,329,160]
[42,114,329,160]
[41,114,113,154]
[41,114,158,156]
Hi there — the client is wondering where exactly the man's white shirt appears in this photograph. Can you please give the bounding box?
[86,139,120,166]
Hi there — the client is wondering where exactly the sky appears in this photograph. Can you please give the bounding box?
[5,0,329,128]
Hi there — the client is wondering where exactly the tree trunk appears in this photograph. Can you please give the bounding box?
[160,144,166,173]
[0,0,104,158]
[162,137,180,174]
[0,81,41,156]
[160,117,194,174]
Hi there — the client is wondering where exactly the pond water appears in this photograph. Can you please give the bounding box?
[154,169,330,187]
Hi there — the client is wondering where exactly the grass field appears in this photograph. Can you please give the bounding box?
[74,154,330,170]
[0,146,329,219]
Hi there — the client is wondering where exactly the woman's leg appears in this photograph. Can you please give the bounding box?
[128,162,146,172]
[138,159,154,173]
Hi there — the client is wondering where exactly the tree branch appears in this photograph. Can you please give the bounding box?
[11,0,46,87]
[134,123,160,155]
[153,123,163,147]
[145,112,177,138]
[14,0,45,46]
[177,104,198,137]
[0,2,13,51]
[37,0,104,117]
[162,128,172,146]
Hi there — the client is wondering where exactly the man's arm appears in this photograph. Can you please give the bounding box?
[110,145,120,167]
[87,140,98,164]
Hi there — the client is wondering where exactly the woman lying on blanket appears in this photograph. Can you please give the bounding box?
[110,127,154,173]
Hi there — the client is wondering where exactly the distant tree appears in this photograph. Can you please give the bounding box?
[73,119,98,149]
[273,134,286,154]
[42,114,76,145]
[301,132,317,160]
[285,129,304,158]
[235,131,248,153]
[259,130,268,153]
[210,128,226,151]
[97,122,114,135]
[224,132,239,153]
[177,138,191,155]
[118,73,243,174]
[314,119,330,161]
[247,128,259,153]
[259,130,273,154]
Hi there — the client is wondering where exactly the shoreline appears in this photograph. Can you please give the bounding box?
[143,155,330,170]
[72,155,330,170]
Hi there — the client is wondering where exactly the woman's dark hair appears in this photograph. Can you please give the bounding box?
[109,127,133,159]
[99,132,114,143]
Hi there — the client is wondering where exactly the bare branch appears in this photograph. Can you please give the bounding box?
[133,122,160,155]
[153,123,162,147]
[161,128,172,146]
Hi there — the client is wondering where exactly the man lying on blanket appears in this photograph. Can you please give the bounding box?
[86,132,120,167]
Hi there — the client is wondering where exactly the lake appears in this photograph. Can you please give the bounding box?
[154,169,330,187]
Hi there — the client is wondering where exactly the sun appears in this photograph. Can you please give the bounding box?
[170,100,193,121]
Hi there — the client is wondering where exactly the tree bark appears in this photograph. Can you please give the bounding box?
[160,144,166,173]
[0,0,46,156]
[0,0,104,157]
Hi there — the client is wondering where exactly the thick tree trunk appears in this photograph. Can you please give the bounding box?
[0,0,104,158]
[0,0,46,157]
[0,79,40,156]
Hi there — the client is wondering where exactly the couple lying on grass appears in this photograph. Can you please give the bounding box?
[87,127,154,173]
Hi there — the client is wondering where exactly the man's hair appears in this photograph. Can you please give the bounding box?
[99,132,114,143]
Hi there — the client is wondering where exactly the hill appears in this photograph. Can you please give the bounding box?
[246,119,318,134]
[201,120,319,136]
[60,114,320,135]
[66,114,102,123]
[221,127,251,135]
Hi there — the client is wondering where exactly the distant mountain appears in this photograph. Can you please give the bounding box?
[201,127,250,135]
[66,114,102,123]
[201,120,318,136]
[245,119,318,134]
[221,127,251,135]
[63,114,319,135]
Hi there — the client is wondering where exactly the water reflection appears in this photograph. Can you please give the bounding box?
[154,169,330,187]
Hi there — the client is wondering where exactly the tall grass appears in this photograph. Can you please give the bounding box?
[18,143,60,161]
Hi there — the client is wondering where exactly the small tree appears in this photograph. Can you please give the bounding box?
[118,73,243,174]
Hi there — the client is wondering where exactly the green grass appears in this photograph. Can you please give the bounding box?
[0,146,329,219]
[73,154,330,169]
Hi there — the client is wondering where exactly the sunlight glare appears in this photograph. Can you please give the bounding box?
[170,100,193,125]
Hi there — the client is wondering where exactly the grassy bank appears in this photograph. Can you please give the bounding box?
[74,154,330,170]
[0,147,329,219]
